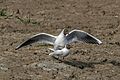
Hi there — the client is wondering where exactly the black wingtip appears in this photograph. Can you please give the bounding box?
[15,45,21,50]
[15,47,19,50]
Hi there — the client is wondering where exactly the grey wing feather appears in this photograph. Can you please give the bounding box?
[16,33,56,50]
[66,30,102,44]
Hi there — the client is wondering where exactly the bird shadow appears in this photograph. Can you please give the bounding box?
[54,58,120,69]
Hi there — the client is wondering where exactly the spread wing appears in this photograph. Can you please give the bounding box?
[16,33,56,50]
[66,30,102,44]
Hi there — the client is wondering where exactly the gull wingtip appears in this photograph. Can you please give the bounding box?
[98,40,102,45]
[15,47,19,50]
[15,45,21,50]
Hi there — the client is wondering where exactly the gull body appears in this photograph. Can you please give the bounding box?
[16,29,102,50]
[54,29,67,50]
[49,46,70,58]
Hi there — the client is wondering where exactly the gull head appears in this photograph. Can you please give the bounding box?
[60,28,67,35]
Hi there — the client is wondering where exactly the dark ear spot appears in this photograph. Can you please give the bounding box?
[64,29,69,35]
[67,44,71,49]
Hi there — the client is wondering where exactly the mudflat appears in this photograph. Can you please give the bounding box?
[0,0,120,80]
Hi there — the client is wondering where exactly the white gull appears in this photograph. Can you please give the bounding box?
[48,45,70,59]
[15,29,102,50]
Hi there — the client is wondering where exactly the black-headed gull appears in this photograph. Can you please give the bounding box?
[15,29,102,50]
[48,45,70,59]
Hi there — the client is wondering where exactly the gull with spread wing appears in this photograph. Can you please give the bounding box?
[16,29,102,50]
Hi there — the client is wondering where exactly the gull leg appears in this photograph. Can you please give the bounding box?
[49,53,58,60]
[53,56,64,62]
[61,56,65,62]
[52,55,59,60]
[55,56,64,62]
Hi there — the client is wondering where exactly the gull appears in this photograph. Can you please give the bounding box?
[48,45,70,59]
[15,29,102,50]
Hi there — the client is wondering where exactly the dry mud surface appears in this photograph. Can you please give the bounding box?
[0,0,120,80]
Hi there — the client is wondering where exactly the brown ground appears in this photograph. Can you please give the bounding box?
[0,0,120,80]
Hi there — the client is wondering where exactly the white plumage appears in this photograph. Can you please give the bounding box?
[49,45,70,58]
[16,29,102,58]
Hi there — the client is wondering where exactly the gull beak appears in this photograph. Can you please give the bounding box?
[61,28,65,34]
[59,28,65,35]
